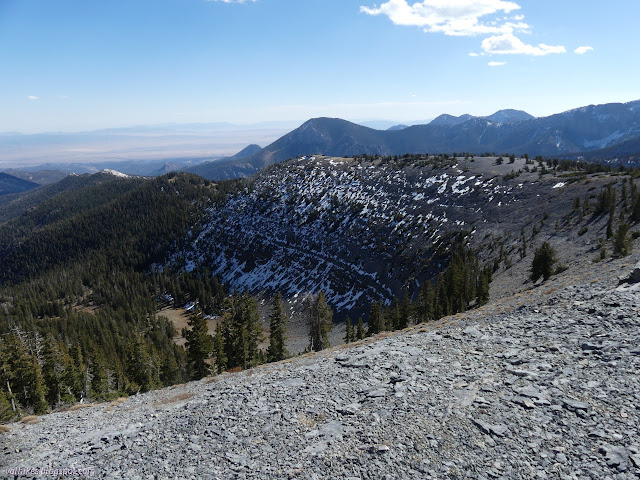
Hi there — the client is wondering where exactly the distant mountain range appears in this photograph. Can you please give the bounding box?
[1,169,69,185]
[185,144,262,179]
[0,172,39,197]
[189,100,640,180]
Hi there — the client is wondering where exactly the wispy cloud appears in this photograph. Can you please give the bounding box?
[482,33,566,56]
[574,46,594,55]
[488,61,506,66]
[27,95,39,101]
[360,0,526,36]
[361,0,567,57]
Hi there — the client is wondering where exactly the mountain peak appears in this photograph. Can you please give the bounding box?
[429,114,475,127]
[100,169,131,178]
[484,109,534,123]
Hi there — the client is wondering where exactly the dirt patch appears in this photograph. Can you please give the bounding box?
[20,416,40,425]
[159,307,220,347]
[154,393,195,406]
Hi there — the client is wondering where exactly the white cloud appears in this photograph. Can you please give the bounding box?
[574,46,594,55]
[360,0,527,36]
[361,1,567,58]
[481,33,566,56]
[488,61,506,66]
[27,95,39,101]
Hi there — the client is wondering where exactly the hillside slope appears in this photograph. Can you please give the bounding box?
[176,155,630,318]
[0,172,39,196]
[4,256,639,479]
[185,144,263,179]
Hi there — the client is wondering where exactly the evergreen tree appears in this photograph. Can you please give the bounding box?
[64,344,86,402]
[89,354,108,399]
[41,336,64,406]
[367,302,383,336]
[476,268,491,306]
[185,313,213,380]
[344,316,353,344]
[308,292,333,352]
[415,281,434,323]
[160,351,181,386]
[397,293,411,330]
[267,293,288,362]
[606,206,615,239]
[613,222,632,257]
[212,326,227,373]
[223,294,264,370]
[356,317,365,340]
[530,242,558,282]
[0,390,14,422]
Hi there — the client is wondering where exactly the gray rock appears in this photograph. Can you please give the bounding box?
[600,444,629,471]
[472,419,509,437]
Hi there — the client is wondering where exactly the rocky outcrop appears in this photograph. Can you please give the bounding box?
[3,262,639,479]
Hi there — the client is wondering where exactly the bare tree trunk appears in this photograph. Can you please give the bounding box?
[6,381,16,412]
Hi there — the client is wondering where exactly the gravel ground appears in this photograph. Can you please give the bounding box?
[2,256,639,480]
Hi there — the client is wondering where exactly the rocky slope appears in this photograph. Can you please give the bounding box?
[175,155,623,318]
[2,256,639,479]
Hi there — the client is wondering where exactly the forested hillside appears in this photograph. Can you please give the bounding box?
[0,173,244,418]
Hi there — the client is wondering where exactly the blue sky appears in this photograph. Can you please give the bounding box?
[1,0,639,133]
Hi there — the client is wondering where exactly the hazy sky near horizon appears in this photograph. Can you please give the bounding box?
[2,0,639,133]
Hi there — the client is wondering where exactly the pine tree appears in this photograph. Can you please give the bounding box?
[606,205,615,239]
[89,354,108,399]
[476,267,491,306]
[160,351,181,386]
[308,292,333,352]
[415,281,434,323]
[41,336,64,406]
[185,313,213,380]
[356,317,365,340]
[613,222,632,257]
[367,302,383,336]
[397,293,411,330]
[344,316,353,344]
[64,344,86,401]
[530,242,558,282]
[267,293,288,362]
[0,390,14,422]
[223,294,264,370]
[212,326,227,373]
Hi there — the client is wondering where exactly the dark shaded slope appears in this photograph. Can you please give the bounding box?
[0,172,135,224]
[0,172,39,196]
[185,144,263,179]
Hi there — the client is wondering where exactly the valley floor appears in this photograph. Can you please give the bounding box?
[2,255,639,480]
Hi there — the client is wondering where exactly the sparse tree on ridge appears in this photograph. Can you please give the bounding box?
[267,293,288,362]
[356,317,365,340]
[530,242,558,282]
[185,312,213,380]
[344,316,353,344]
[308,292,333,352]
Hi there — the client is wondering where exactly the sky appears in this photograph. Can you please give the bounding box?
[1,0,639,133]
